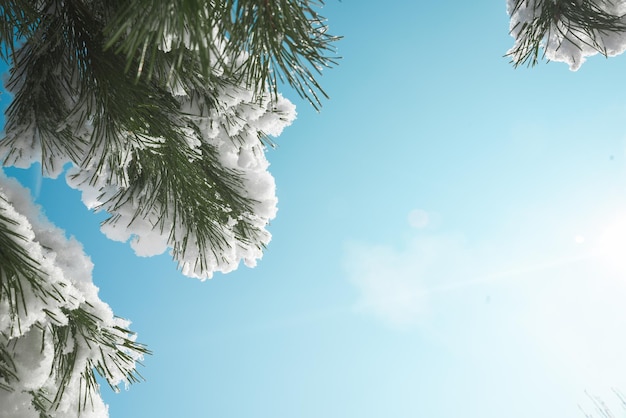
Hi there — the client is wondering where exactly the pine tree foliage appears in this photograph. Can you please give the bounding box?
[0,0,338,416]
[105,0,338,109]
[507,0,626,69]
[578,390,626,418]
[0,0,338,279]
[0,173,149,417]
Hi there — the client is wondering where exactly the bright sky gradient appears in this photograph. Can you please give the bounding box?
[6,1,626,417]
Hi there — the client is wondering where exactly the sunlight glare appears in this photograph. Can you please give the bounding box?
[594,214,626,275]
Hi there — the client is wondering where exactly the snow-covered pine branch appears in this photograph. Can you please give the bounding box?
[65,86,296,279]
[507,0,626,69]
[0,1,311,279]
[0,172,148,418]
[0,1,337,415]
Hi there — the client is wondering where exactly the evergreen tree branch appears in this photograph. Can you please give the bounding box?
[0,195,64,335]
[102,138,260,271]
[0,174,148,415]
[0,0,335,415]
[1,0,303,279]
[507,0,626,67]
[49,307,150,412]
[0,0,39,62]
[0,337,18,392]
[104,0,340,109]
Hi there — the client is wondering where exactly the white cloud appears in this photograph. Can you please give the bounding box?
[343,241,427,328]
[342,207,626,406]
[342,233,470,328]
[407,209,430,229]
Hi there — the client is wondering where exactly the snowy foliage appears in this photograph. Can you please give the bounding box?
[507,0,626,69]
[0,0,337,416]
[62,86,296,280]
[0,29,296,280]
[0,172,147,418]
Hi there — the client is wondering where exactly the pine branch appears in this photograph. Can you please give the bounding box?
[103,138,260,270]
[508,0,626,67]
[0,0,39,62]
[0,336,18,392]
[0,175,149,414]
[2,1,88,175]
[1,0,307,279]
[0,195,64,335]
[105,0,340,110]
[0,0,333,414]
[50,307,150,412]
[29,388,55,418]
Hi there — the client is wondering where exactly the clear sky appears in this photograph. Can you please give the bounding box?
[6,1,626,417]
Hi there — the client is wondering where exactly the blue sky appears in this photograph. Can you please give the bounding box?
[6,1,626,417]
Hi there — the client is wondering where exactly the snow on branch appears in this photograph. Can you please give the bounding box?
[507,0,626,69]
[66,86,296,280]
[0,172,147,418]
[0,1,297,280]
